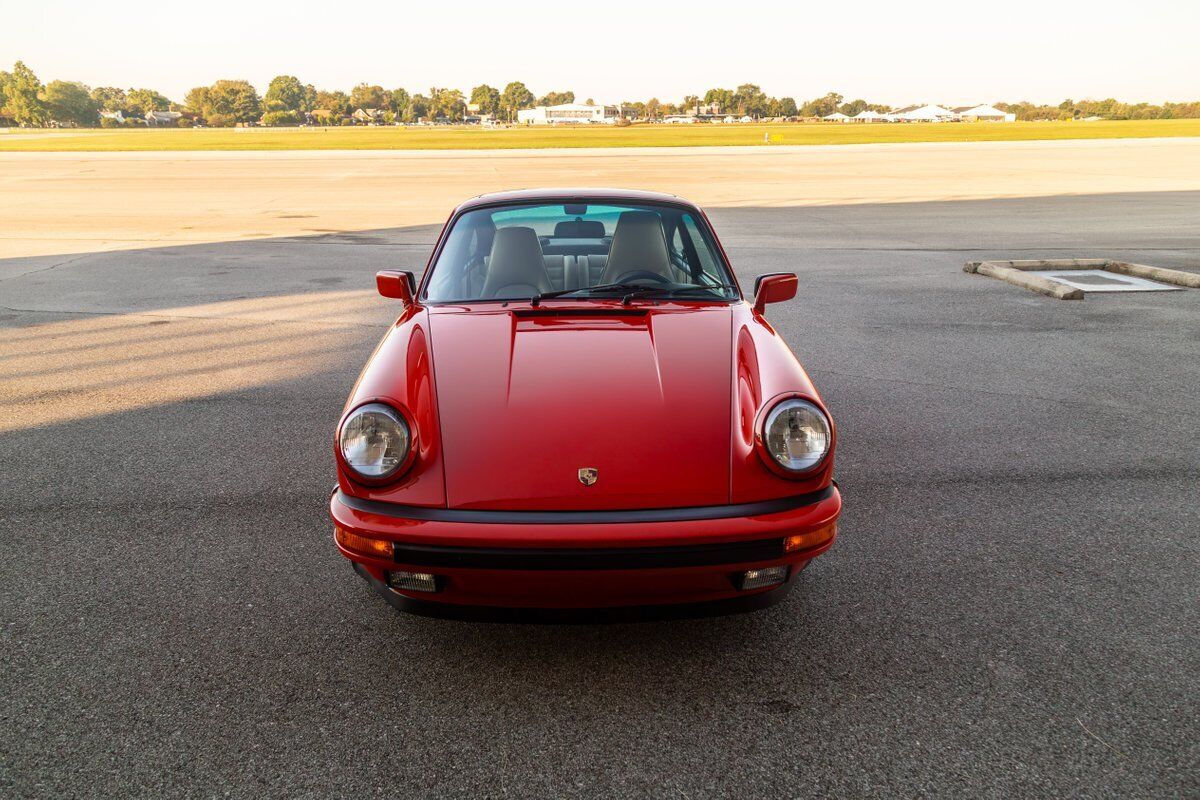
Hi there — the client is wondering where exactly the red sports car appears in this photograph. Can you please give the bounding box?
[330,189,841,619]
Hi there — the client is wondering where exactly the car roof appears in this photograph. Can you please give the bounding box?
[455,188,697,213]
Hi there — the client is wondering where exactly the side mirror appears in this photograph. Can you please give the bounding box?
[752,273,798,315]
[376,270,416,305]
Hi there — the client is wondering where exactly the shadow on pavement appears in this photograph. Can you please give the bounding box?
[2,194,1198,796]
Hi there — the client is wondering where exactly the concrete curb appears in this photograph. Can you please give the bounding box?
[963,259,1199,298]
[1106,261,1200,288]
[963,261,1083,299]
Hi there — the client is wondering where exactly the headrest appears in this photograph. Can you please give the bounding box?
[603,211,670,279]
[554,219,606,238]
[482,226,550,297]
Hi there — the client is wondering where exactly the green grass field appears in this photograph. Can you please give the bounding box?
[2,119,1198,152]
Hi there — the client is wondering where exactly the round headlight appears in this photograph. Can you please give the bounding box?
[762,399,831,473]
[339,403,411,480]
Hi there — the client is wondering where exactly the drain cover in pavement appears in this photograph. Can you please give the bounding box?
[1031,269,1184,293]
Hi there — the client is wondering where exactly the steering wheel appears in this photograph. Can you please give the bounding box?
[611,270,671,284]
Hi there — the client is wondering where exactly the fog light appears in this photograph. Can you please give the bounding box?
[335,526,393,559]
[784,521,837,552]
[387,571,441,593]
[736,566,788,591]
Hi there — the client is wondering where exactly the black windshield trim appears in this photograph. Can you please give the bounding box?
[421,296,740,308]
[418,198,743,303]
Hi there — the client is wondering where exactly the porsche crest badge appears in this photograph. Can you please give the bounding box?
[578,467,598,486]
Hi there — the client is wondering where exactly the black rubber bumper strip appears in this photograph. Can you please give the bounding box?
[335,484,834,525]
[389,536,795,571]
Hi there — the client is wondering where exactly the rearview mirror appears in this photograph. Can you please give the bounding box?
[376,270,416,305]
[752,273,798,315]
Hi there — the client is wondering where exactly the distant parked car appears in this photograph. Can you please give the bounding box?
[330,189,841,618]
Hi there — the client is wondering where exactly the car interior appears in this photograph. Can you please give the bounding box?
[426,204,732,302]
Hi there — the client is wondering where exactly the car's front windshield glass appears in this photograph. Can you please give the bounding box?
[422,202,738,303]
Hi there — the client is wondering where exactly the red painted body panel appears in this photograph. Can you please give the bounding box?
[331,487,841,608]
[331,190,842,613]
[336,306,447,507]
[730,302,835,503]
[452,187,691,214]
[427,303,732,510]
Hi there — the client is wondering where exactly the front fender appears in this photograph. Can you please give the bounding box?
[730,303,836,503]
[336,305,447,507]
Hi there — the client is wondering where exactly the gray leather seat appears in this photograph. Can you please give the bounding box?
[572,255,607,286]
[481,227,552,298]
[473,254,566,293]
[598,211,672,284]
[543,256,566,289]
[464,222,496,297]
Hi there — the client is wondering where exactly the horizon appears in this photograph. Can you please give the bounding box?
[4,1,1198,107]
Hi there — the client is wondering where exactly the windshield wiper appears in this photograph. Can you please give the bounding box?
[528,281,738,307]
[529,282,660,306]
[663,284,739,298]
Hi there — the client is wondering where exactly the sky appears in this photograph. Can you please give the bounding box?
[3,0,1198,106]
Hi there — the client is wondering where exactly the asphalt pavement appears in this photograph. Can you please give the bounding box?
[2,189,1198,798]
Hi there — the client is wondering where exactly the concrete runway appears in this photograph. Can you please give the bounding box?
[1,143,1198,797]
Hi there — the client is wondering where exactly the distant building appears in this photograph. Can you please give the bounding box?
[145,111,182,127]
[662,115,698,124]
[100,110,125,124]
[351,108,386,124]
[517,103,620,124]
[893,104,957,122]
[883,104,1014,123]
[684,102,721,117]
[953,104,1016,122]
[851,110,893,123]
[822,112,851,122]
[463,104,494,125]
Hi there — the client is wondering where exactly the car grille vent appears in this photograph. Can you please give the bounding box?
[511,308,648,318]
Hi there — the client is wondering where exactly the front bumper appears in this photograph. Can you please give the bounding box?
[330,484,841,615]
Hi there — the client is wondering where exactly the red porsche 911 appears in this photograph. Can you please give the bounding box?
[330,189,841,619]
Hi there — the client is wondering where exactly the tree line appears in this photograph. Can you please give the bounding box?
[996,98,1200,121]
[3,61,1199,128]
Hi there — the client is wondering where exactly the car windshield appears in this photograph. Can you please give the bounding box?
[422,201,738,303]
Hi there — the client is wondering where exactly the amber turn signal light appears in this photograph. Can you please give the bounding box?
[784,521,837,553]
[335,526,394,559]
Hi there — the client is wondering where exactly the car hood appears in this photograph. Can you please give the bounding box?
[428,306,733,510]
